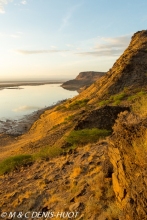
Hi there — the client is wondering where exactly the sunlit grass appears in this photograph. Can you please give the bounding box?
[66,128,111,145]
[0,154,33,175]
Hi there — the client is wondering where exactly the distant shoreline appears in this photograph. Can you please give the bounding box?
[0,99,66,136]
[0,81,66,90]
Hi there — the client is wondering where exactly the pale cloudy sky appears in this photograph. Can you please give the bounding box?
[0,0,147,80]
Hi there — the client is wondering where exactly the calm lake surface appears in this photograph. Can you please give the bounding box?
[0,84,78,121]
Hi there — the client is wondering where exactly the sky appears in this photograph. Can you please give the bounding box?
[0,0,147,80]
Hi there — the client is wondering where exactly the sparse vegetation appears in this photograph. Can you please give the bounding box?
[0,146,63,175]
[64,114,76,121]
[56,105,67,111]
[0,155,33,175]
[56,99,89,111]
[111,92,126,105]
[99,100,110,106]
[128,90,146,101]
[98,92,126,107]
[111,92,126,101]
[68,99,89,110]
[130,92,147,117]
[34,146,63,160]
[66,128,111,145]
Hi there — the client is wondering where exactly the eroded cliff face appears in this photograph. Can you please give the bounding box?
[109,111,147,220]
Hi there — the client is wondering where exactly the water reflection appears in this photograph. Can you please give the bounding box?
[0,84,77,120]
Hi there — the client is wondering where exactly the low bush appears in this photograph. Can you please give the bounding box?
[66,128,111,145]
[0,146,63,175]
[128,90,146,101]
[98,92,126,107]
[111,92,126,102]
[34,146,63,160]
[68,99,89,110]
[113,100,121,105]
[0,154,33,175]
[99,100,110,106]
[114,93,125,100]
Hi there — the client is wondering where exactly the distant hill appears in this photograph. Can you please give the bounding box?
[61,71,105,92]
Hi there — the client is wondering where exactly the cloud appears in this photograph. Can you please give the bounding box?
[50,45,57,49]
[10,34,20,38]
[77,49,123,57]
[95,35,131,50]
[16,49,68,55]
[66,44,74,48]
[21,0,27,5]
[0,0,12,13]
[0,31,22,39]
[13,105,39,112]
[76,35,131,57]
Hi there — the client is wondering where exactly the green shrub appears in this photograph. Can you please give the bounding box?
[99,100,110,106]
[113,100,121,105]
[66,128,111,145]
[34,146,63,160]
[127,95,136,101]
[68,99,89,110]
[111,92,126,101]
[0,146,64,175]
[127,90,146,101]
[98,92,126,107]
[0,154,33,175]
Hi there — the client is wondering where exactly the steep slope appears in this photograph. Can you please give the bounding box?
[61,71,105,92]
[74,30,147,103]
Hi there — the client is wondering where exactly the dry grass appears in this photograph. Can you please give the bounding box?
[70,167,82,179]
[98,202,121,220]
[132,94,147,118]
[132,135,147,165]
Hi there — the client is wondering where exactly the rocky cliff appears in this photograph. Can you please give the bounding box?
[61,71,105,92]
[109,112,147,220]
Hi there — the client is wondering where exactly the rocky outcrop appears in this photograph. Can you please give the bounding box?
[109,111,147,219]
[74,105,130,131]
[61,71,105,92]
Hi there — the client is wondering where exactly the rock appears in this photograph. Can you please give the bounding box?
[69,202,80,211]
[44,179,51,184]
[61,71,105,92]
[108,111,147,219]
[74,105,130,131]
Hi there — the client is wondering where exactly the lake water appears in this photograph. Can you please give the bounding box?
[0,84,78,121]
